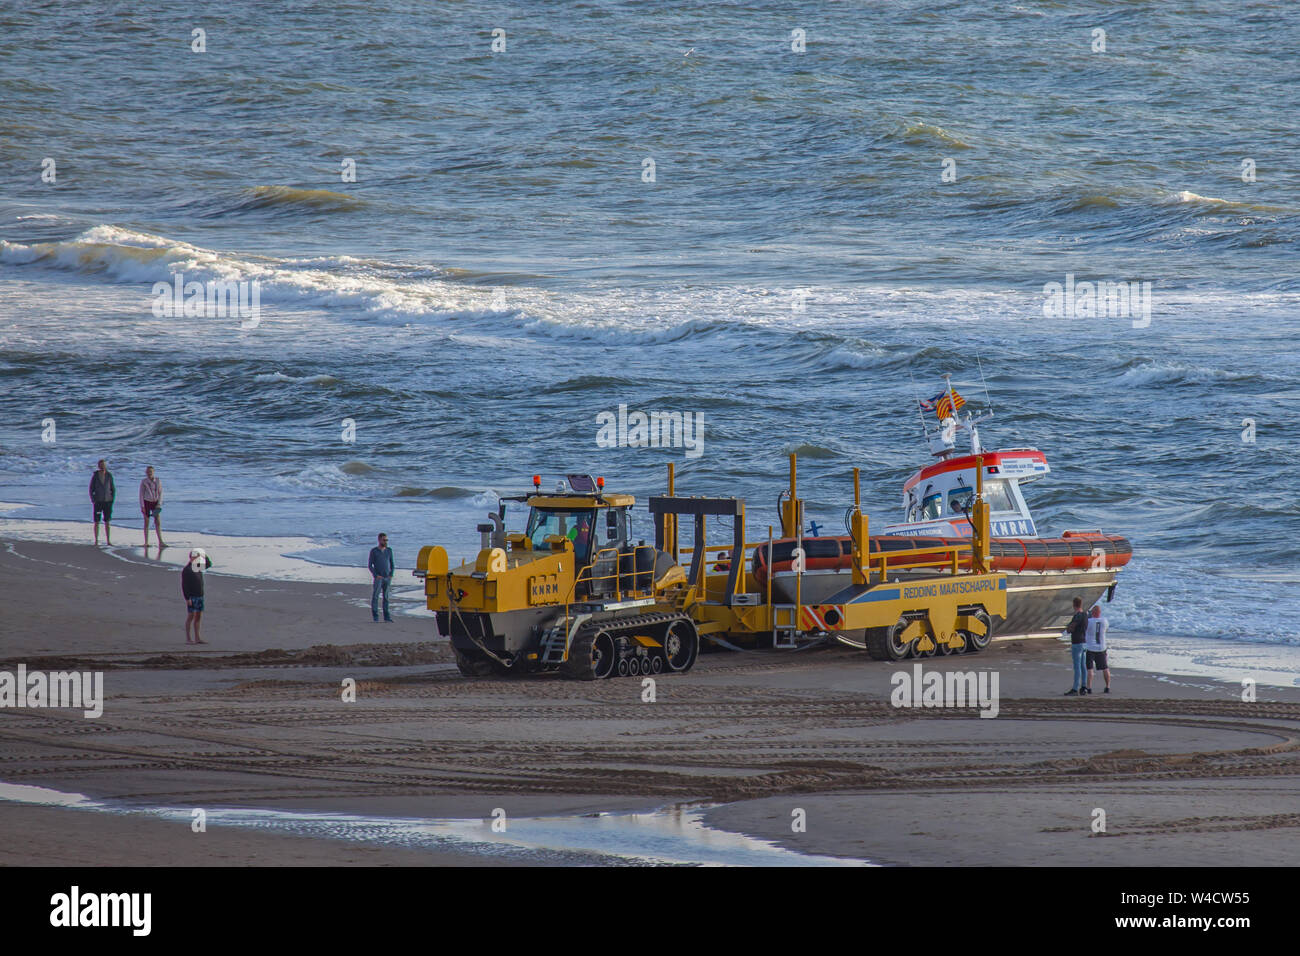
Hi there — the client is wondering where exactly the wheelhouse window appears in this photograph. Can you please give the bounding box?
[947,479,1017,515]
[981,479,1016,513]
[920,492,944,520]
[948,487,975,514]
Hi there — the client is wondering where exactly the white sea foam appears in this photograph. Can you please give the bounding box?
[824,345,889,370]
[0,226,474,322]
[1173,190,1227,205]
[1115,360,1249,387]
[277,463,361,491]
[0,226,1042,341]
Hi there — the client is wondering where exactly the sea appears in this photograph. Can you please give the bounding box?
[1,1,1297,649]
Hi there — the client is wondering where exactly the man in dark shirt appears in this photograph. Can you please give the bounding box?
[182,549,212,644]
[1063,596,1088,695]
[89,459,115,546]
[368,533,395,623]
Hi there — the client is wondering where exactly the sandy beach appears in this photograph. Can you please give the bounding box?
[2,535,1298,866]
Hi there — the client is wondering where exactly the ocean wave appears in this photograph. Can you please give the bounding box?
[542,374,637,394]
[118,418,191,440]
[276,463,362,491]
[823,344,889,371]
[252,372,341,386]
[1,225,697,342]
[6,225,1297,356]
[0,225,472,319]
[785,442,840,460]
[394,485,477,499]
[1114,359,1258,387]
[227,185,367,214]
[1060,194,1122,213]
[1167,190,1290,214]
[895,120,972,150]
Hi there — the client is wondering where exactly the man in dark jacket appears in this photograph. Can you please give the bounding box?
[89,459,115,546]
[182,549,213,644]
[1063,596,1089,695]
[368,533,395,623]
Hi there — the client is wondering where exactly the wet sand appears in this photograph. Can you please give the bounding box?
[2,537,1298,866]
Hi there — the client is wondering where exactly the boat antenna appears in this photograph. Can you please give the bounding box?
[976,353,994,420]
[908,366,931,443]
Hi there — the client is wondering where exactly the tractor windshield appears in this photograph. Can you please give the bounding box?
[526,508,596,564]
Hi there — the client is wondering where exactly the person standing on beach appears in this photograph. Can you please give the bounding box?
[139,465,165,550]
[89,459,115,546]
[1084,604,1111,694]
[182,549,212,644]
[1063,596,1088,696]
[368,533,395,623]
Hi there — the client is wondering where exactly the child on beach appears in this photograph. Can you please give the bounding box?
[182,549,212,644]
[139,466,165,550]
[89,459,115,546]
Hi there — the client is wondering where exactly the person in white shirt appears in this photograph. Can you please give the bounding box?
[1084,605,1111,694]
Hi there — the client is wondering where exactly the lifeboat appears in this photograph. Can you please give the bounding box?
[760,375,1133,638]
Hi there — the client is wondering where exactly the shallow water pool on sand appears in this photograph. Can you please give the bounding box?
[0,782,870,867]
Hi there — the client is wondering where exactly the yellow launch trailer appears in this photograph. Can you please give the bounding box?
[646,453,1005,657]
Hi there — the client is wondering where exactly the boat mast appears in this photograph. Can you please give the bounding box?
[909,366,933,449]
[940,372,994,457]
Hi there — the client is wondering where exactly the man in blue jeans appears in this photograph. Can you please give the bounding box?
[1063,596,1089,695]
[368,532,395,623]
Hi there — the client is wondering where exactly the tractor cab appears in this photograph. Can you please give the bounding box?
[515,474,638,597]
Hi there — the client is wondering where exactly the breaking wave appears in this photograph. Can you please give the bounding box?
[1114,360,1259,387]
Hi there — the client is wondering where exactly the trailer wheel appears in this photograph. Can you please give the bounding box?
[962,608,994,653]
[866,618,914,661]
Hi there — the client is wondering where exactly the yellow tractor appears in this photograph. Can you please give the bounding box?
[416,473,697,679]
